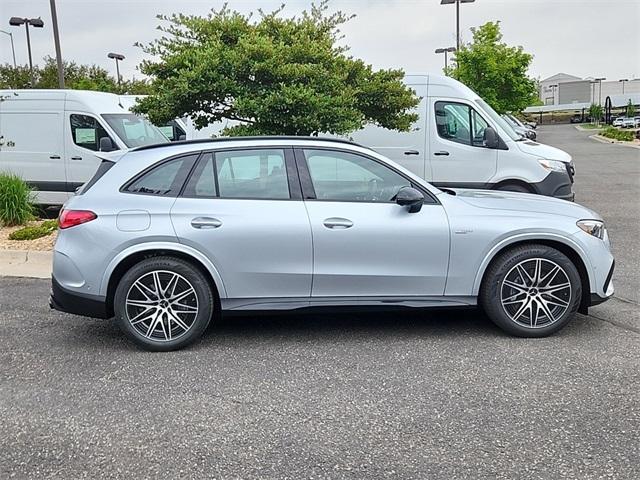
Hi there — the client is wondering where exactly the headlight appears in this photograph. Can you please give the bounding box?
[538,159,567,172]
[577,220,606,240]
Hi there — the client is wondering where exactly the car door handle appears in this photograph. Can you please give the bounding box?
[49,155,61,159]
[70,156,82,161]
[190,217,222,229]
[434,151,449,156]
[323,217,353,229]
[404,150,420,155]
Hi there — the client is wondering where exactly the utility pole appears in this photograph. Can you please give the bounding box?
[108,52,125,85]
[440,0,476,68]
[49,0,65,88]
[435,47,456,76]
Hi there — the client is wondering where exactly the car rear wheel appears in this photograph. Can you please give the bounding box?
[480,244,581,337]
[114,256,215,351]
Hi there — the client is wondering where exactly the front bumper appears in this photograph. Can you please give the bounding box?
[533,168,575,201]
[50,276,110,319]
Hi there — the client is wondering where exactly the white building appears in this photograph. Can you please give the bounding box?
[539,73,640,106]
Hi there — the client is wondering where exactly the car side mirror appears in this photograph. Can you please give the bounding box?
[395,186,424,213]
[484,126,499,149]
[99,136,116,152]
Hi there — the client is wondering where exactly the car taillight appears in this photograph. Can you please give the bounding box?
[58,209,97,229]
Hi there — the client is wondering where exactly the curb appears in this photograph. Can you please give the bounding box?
[0,250,52,279]
[590,134,640,149]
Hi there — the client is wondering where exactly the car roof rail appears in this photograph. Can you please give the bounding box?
[131,135,364,152]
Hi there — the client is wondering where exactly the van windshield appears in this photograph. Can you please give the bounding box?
[475,98,522,141]
[102,114,170,148]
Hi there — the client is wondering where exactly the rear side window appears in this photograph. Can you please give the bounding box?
[124,154,198,196]
[70,114,117,151]
[183,149,290,200]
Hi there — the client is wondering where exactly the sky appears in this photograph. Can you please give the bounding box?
[1,0,639,83]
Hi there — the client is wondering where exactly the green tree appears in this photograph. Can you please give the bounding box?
[132,2,419,136]
[589,103,603,126]
[0,56,151,94]
[450,21,538,114]
[626,99,636,118]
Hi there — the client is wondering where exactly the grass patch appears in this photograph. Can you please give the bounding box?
[8,220,58,241]
[601,126,636,142]
[580,123,604,130]
[0,173,35,226]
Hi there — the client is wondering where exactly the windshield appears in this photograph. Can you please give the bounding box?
[101,113,170,148]
[475,98,522,141]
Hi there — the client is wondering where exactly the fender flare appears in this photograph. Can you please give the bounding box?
[471,231,595,295]
[99,242,228,298]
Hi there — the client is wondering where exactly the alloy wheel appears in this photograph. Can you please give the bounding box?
[125,270,199,342]
[500,258,572,329]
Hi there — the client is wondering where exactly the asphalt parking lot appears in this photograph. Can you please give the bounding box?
[1,125,639,479]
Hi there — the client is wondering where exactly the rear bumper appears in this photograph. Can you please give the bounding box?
[49,276,110,319]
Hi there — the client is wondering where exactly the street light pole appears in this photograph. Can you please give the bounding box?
[435,47,456,76]
[619,78,628,95]
[595,77,606,105]
[107,52,125,85]
[49,0,65,88]
[9,17,44,87]
[0,30,17,67]
[440,0,476,58]
[549,84,558,105]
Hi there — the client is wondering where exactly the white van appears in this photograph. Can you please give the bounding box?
[349,75,575,200]
[0,89,169,205]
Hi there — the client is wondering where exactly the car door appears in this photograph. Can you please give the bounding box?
[170,147,313,299]
[429,99,498,187]
[65,113,120,189]
[297,147,450,297]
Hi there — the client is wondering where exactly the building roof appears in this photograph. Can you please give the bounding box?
[540,73,582,83]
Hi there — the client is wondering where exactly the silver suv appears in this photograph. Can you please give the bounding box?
[50,137,614,351]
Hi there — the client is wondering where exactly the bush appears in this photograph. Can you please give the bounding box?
[8,220,58,241]
[0,173,35,226]
[601,126,635,142]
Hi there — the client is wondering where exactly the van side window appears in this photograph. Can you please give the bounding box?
[70,114,117,151]
[124,154,198,197]
[435,101,490,148]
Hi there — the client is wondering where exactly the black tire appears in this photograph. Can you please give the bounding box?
[495,183,531,193]
[480,244,581,337]
[114,256,215,351]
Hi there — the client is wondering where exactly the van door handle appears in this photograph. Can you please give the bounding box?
[323,217,353,229]
[404,150,420,155]
[191,217,222,229]
[434,151,449,156]
[70,156,82,161]
[49,155,61,159]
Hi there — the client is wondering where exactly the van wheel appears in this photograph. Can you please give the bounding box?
[114,256,215,351]
[495,183,531,193]
[480,244,581,337]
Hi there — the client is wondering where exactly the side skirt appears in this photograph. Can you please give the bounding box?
[221,296,477,312]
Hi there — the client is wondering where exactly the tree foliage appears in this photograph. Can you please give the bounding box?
[626,99,636,118]
[450,21,538,114]
[589,103,603,125]
[0,56,150,94]
[132,1,419,136]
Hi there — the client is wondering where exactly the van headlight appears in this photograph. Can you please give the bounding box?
[538,159,567,172]
[577,220,606,240]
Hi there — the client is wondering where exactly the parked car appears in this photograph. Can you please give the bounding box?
[0,90,170,205]
[612,117,625,127]
[524,120,537,129]
[347,76,573,199]
[570,115,584,124]
[502,114,538,141]
[50,137,614,351]
[621,117,636,128]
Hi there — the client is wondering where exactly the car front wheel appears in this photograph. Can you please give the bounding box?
[114,256,215,351]
[480,244,582,337]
